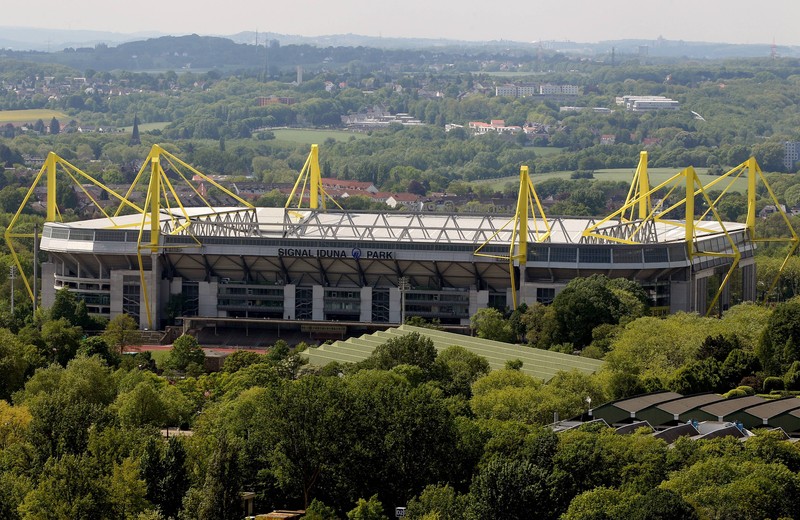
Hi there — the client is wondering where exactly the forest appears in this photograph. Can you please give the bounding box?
[3,282,800,519]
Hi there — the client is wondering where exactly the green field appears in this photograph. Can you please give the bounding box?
[531,146,564,157]
[120,122,170,132]
[479,167,751,193]
[271,128,366,145]
[0,109,69,123]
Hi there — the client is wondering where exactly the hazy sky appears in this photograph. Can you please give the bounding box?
[4,0,799,45]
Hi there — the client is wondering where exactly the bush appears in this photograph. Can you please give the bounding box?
[723,388,747,399]
[763,376,785,393]
[736,385,755,396]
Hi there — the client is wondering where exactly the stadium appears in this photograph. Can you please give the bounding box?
[8,145,795,335]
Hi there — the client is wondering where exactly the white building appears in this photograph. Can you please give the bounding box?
[618,95,680,112]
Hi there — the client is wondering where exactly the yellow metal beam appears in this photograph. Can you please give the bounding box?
[747,157,757,237]
[637,151,650,219]
[685,167,695,259]
[46,153,57,222]
[285,144,343,212]
[475,165,549,310]
[310,144,321,210]
[149,155,160,252]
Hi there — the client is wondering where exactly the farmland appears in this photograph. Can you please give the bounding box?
[0,109,69,124]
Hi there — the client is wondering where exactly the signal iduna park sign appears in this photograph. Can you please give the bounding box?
[278,247,394,260]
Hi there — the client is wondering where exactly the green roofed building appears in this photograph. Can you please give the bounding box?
[589,392,800,435]
[589,391,682,425]
[302,324,603,381]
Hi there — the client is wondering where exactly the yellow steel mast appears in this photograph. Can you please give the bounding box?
[474,165,550,309]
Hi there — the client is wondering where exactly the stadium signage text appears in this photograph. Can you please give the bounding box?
[278,248,393,260]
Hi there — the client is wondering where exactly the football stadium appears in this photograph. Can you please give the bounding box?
[6,145,795,335]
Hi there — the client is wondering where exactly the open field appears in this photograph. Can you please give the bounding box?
[0,109,69,124]
[120,122,170,132]
[478,167,752,193]
[272,128,367,145]
[531,146,564,157]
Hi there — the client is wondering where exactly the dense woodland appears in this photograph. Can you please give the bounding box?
[4,39,800,519]
[3,282,800,519]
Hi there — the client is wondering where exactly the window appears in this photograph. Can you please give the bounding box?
[550,247,577,263]
[536,287,555,305]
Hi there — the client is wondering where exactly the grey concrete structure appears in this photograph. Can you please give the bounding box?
[39,206,756,329]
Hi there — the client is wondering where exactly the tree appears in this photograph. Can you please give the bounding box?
[551,274,646,349]
[365,332,438,374]
[18,453,108,519]
[140,437,189,519]
[108,457,152,519]
[41,318,83,365]
[434,345,490,398]
[222,350,265,373]
[196,436,244,520]
[627,488,698,520]
[103,314,141,354]
[406,484,467,520]
[347,495,387,520]
[165,334,205,372]
[470,308,515,343]
[662,457,800,519]
[757,300,800,374]
[303,499,339,520]
[562,487,636,520]
[130,114,141,145]
[49,116,60,135]
[467,458,552,520]
[0,328,43,400]
[470,369,544,423]
[50,288,79,324]
[0,400,32,450]
[78,336,121,367]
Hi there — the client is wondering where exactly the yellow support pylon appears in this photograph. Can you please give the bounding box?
[474,165,550,309]
[285,144,342,211]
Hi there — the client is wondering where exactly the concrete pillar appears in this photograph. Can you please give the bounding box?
[469,289,490,317]
[312,285,324,320]
[147,253,161,330]
[720,277,731,314]
[360,286,372,323]
[110,270,125,318]
[197,281,218,317]
[170,277,183,295]
[40,262,56,309]
[506,287,515,309]
[742,263,757,301]
[284,284,296,320]
[389,287,402,324]
[669,280,692,313]
[695,277,708,315]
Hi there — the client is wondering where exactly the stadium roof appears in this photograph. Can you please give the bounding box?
[44,205,748,246]
[301,324,603,381]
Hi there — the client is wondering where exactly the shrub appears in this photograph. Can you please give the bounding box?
[723,388,747,399]
[763,376,785,393]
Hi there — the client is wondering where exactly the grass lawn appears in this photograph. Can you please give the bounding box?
[271,128,367,145]
[147,349,170,369]
[478,166,750,193]
[0,109,69,124]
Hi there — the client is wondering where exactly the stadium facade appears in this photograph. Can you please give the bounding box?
[10,146,793,331]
